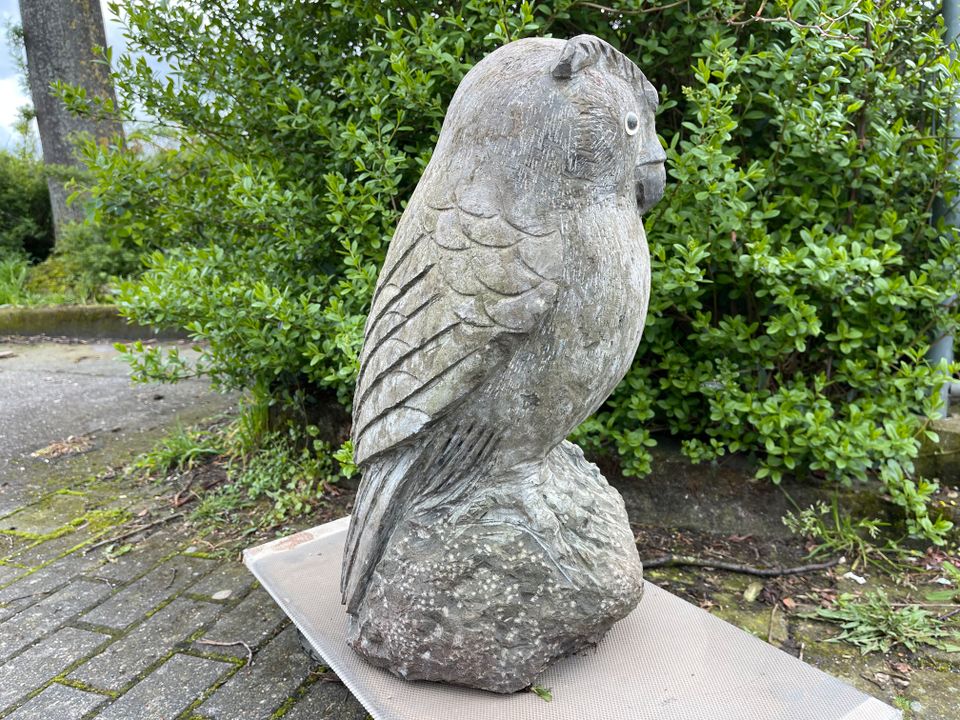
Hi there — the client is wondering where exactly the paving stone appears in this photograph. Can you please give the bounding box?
[89,530,181,584]
[96,653,232,720]
[81,554,215,630]
[0,564,72,622]
[199,626,317,720]
[0,578,113,661]
[192,587,286,658]
[0,563,23,587]
[0,546,120,624]
[0,494,92,537]
[70,596,220,692]
[7,529,95,569]
[282,678,369,720]
[188,561,256,601]
[3,682,106,720]
[0,627,110,711]
[0,534,33,562]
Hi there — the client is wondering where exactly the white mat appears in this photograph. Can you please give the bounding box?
[244,516,899,720]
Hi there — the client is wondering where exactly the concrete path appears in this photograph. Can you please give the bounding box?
[0,478,368,720]
[0,341,230,514]
[0,339,369,719]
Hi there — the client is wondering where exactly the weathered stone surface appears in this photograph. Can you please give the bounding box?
[917,414,960,481]
[0,627,109,710]
[0,563,23,587]
[342,34,662,691]
[191,586,286,658]
[1,493,89,536]
[89,530,179,583]
[349,442,642,692]
[199,626,316,720]
[70,596,220,691]
[96,653,232,720]
[189,561,256,601]
[0,533,33,561]
[0,305,187,342]
[81,554,214,630]
[7,529,95,569]
[0,577,112,660]
[0,563,72,622]
[3,682,106,720]
[282,676,368,720]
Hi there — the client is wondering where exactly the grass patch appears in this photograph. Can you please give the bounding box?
[810,589,960,654]
[0,254,36,305]
[193,429,337,528]
[129,423,225,477]
[130,410,351,535]
[782,499,914,572]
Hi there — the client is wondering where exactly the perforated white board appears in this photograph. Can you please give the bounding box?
[244,516,899,720]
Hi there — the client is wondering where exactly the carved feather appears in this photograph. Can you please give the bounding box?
[341,180,563,612]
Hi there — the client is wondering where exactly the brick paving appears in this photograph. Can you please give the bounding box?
[0,477,370,720]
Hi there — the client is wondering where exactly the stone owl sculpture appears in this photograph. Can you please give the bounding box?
[341,34,666,693]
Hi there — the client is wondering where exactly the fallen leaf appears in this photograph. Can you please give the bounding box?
[743,581,764,602]
[530,685,553,702]
[30,434,94,460]
[872,672,892,689]
[781,597,797,610]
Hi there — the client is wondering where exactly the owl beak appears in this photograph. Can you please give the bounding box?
[635,160,666,215]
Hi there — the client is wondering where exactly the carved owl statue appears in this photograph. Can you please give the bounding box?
[341,34,665,692]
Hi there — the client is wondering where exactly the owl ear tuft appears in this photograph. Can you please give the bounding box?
[552,34,644,87]
[551,35,602,79]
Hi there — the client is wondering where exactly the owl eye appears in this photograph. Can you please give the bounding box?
[624,112,640,136]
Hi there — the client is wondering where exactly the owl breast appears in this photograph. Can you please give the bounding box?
[476,199,649,468]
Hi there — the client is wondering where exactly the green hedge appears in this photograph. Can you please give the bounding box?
[79,0,959,541]
[0,149,53,260]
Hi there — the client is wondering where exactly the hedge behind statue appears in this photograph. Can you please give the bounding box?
[74,1,960,543]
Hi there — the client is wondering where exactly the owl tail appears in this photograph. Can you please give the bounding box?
[340,448,419,614]
[340,422,500,615]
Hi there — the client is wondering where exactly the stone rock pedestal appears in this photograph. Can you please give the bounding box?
[347,442,643,693]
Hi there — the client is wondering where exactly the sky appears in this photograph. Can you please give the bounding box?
[0,0,126,150]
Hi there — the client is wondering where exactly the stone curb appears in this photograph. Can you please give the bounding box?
[918,415,960,482]
[0,305,187,341]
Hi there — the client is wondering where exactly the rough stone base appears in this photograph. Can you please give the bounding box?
[917,414,960,481]
[347,441,643,693]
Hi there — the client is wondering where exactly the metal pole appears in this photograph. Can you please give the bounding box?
[930,0,960,418]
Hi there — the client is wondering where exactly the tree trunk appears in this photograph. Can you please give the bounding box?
[18,0,124,239]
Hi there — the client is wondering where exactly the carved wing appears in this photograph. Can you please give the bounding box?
[351,188,563,465]
[341,183,563,612]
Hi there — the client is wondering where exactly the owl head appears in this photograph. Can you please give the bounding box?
[430,34,666,223]
[551,35,666,214]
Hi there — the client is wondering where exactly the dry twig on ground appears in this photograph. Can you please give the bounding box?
[196,638,254,666]
[83,512,185,554]
[641,554,841,577]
